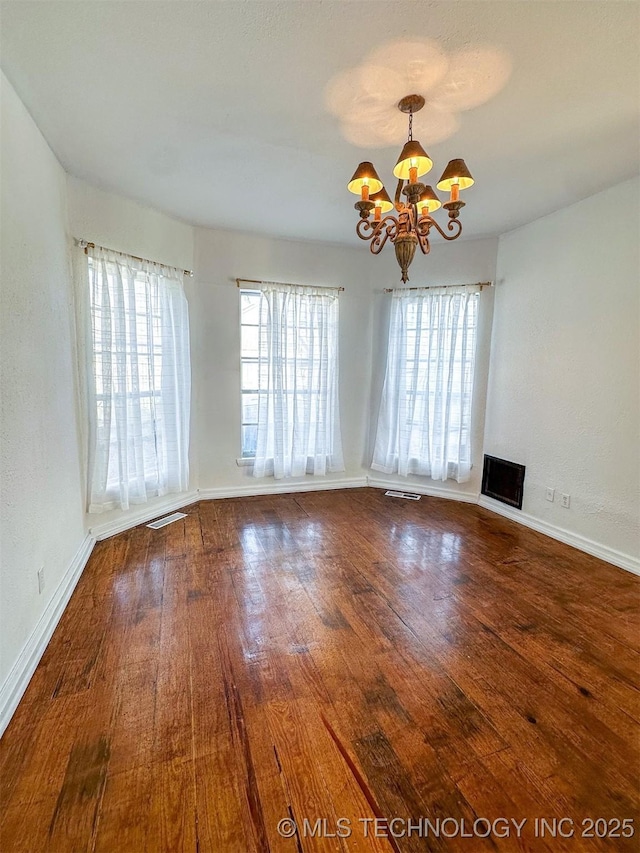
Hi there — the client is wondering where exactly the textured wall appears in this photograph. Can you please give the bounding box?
[484,177,640,560]
[0,73,85,686]
[66,176,194,272]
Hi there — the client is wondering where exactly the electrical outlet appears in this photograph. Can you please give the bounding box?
[561,493,571,509]
[37,566,45,594]
[545,487,555,502]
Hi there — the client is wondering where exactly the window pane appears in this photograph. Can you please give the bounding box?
[88,255,189,508]
[242,424,257,457]
[241,325,259,358]
[238,288,342,466]
[242,393,258,424]
[373,291,478,476]
[242,360,259,390]
[240,290,264,456]
[241,292,261,326]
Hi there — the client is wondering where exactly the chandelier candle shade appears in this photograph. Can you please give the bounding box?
[347,95,474,282]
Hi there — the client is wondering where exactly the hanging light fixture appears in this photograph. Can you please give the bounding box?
[347,94,474,282]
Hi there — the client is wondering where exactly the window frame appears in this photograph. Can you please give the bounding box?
[239,288,262,458]
[89,257,169,498]
[86,251,190,511]
[402,293,478,468]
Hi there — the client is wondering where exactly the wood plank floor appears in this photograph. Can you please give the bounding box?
[1,488,638,852]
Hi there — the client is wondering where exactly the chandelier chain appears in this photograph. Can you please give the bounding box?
[408,110,413,141]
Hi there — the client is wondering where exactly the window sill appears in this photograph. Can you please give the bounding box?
[236,456,255,467]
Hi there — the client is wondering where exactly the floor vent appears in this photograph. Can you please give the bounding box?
[384,490,421,501]
[147,512,188,529]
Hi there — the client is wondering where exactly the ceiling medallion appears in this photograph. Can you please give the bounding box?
[347,94,474,282]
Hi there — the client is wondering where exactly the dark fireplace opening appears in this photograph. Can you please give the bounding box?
[481,455,526,509]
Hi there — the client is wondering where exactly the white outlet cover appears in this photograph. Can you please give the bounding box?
[561,494,571,508]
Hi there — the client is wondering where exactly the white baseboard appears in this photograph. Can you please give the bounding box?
[198,477,368,501]
[87,482,638,577]
[90,480,368,540]
[478,496,640,577]
[90,491,199,541]
[0,533,95,737]
[367,476,479,504]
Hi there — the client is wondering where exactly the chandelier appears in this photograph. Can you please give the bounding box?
[347,94,474,282]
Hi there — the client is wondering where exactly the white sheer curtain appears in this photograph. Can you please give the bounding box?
[253,282,344,479]
[87,246,190,512]
[372,285,479,483]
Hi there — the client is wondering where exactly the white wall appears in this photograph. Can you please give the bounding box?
[367,236,499,498]
[0,74,85,689]
[67,176,194,272]
[192,226,373,493]
[484,177,640,563]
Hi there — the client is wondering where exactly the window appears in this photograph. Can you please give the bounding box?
[240,283,344,479]
[371,286,479,483]
[240,290,263,457]
[87,246,190,511]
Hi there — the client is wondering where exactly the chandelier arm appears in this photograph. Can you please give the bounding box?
[418,237,431,255]
[356,216,396,241]
[356,215,399,255]
[355,218,376,241]
[415,215,433,254]
[426,216,463,242]
[371,215,399,255]
[394,179,405,212]
[415,215,433,236]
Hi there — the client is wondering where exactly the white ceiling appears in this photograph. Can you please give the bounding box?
[1,1,638,245]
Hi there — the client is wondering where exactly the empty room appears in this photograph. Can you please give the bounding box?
[0,1,638,851]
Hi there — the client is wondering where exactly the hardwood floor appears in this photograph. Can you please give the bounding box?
[1,488,638,852]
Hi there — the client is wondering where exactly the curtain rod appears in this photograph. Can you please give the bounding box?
[384,281,493,293]
[236,277,344,292]
[77,240,193,277]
